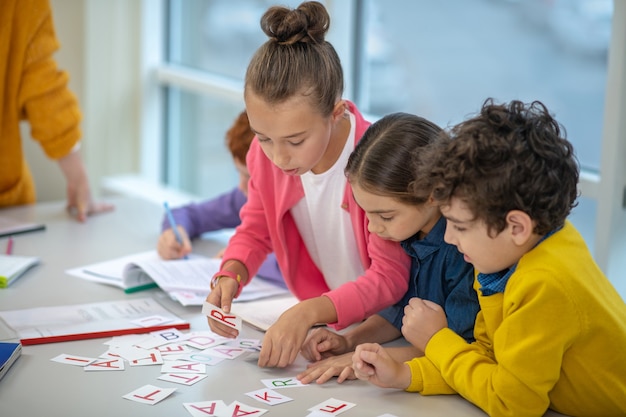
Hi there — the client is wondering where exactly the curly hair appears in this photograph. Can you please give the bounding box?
[225,110,254,165]
[244,1,343,117]
[412,99,580,236]
[345,112,442,205]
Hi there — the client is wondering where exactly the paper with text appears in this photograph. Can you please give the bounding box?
[0,297,188,344]
[66,250,290,303]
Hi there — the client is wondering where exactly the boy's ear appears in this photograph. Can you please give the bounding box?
[506,210,535,246]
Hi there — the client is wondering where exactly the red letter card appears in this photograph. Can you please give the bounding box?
[245,388,293,406]
[122,384,176,405]
[308,398,355,415]
[159,373,208,386]
[226,400,267,416]
[50,354,96,366]
[183,400,227,416]
[128,350,164,366]
[202,302,242,331]
[161,360,206,374]
[84,358,125,371]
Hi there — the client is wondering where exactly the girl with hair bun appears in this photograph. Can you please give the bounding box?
[206,1,410,368]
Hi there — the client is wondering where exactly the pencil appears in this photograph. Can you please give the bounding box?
[5,236,14,255]
[163,201,188,260]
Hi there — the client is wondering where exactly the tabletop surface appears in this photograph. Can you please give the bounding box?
[0,197,565,417]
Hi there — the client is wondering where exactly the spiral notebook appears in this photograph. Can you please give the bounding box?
[0,254,40,288]
[0,342,21,381]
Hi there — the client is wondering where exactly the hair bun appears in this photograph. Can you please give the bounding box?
[261,1,330,45]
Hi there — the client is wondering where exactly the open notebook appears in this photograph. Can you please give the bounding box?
[0,254,40,288]
[66,251,289,306]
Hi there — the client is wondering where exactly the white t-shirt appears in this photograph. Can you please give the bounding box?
[291,112,365,290]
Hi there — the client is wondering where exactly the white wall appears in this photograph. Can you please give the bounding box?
[23,0,142,202]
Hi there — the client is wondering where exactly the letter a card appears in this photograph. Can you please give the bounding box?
[226,401,267,417]
[183,400,227,417]
[84,357,125,371]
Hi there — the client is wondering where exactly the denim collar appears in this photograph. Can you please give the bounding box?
[401,216,447,260]
[477,227,559,296]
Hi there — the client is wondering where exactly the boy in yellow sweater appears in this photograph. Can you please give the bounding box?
[353,99,626,417]
[0,0,112,221]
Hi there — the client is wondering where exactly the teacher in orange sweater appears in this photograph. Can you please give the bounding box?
[0,0,112,221]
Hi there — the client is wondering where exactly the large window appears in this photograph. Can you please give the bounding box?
[358,0,610,172]
[153,0,625,296]
[353,0,611,253]
[162,0,301,197]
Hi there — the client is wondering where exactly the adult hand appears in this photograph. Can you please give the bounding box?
[58,150,114,222]
[401,297,447,352]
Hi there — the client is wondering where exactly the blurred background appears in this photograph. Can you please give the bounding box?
[163,0,612,192]
[25,0,625,296]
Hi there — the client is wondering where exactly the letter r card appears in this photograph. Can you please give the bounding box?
[202,302,242,331]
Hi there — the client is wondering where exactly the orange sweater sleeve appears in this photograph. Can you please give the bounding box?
[19,0,83,159]
[0,0,81,206]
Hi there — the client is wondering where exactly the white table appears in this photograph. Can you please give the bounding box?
[0,197,564,417]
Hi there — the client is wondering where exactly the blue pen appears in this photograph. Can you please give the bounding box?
[163,201,188,260]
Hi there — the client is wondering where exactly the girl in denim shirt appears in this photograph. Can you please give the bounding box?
[299,112,479,384]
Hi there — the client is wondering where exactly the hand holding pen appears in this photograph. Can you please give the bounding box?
[159,202,191,260]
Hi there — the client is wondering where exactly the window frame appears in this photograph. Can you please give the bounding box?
[141,0,626,293]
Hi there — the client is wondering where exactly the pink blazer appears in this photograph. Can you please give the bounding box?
[221,101,410,329]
